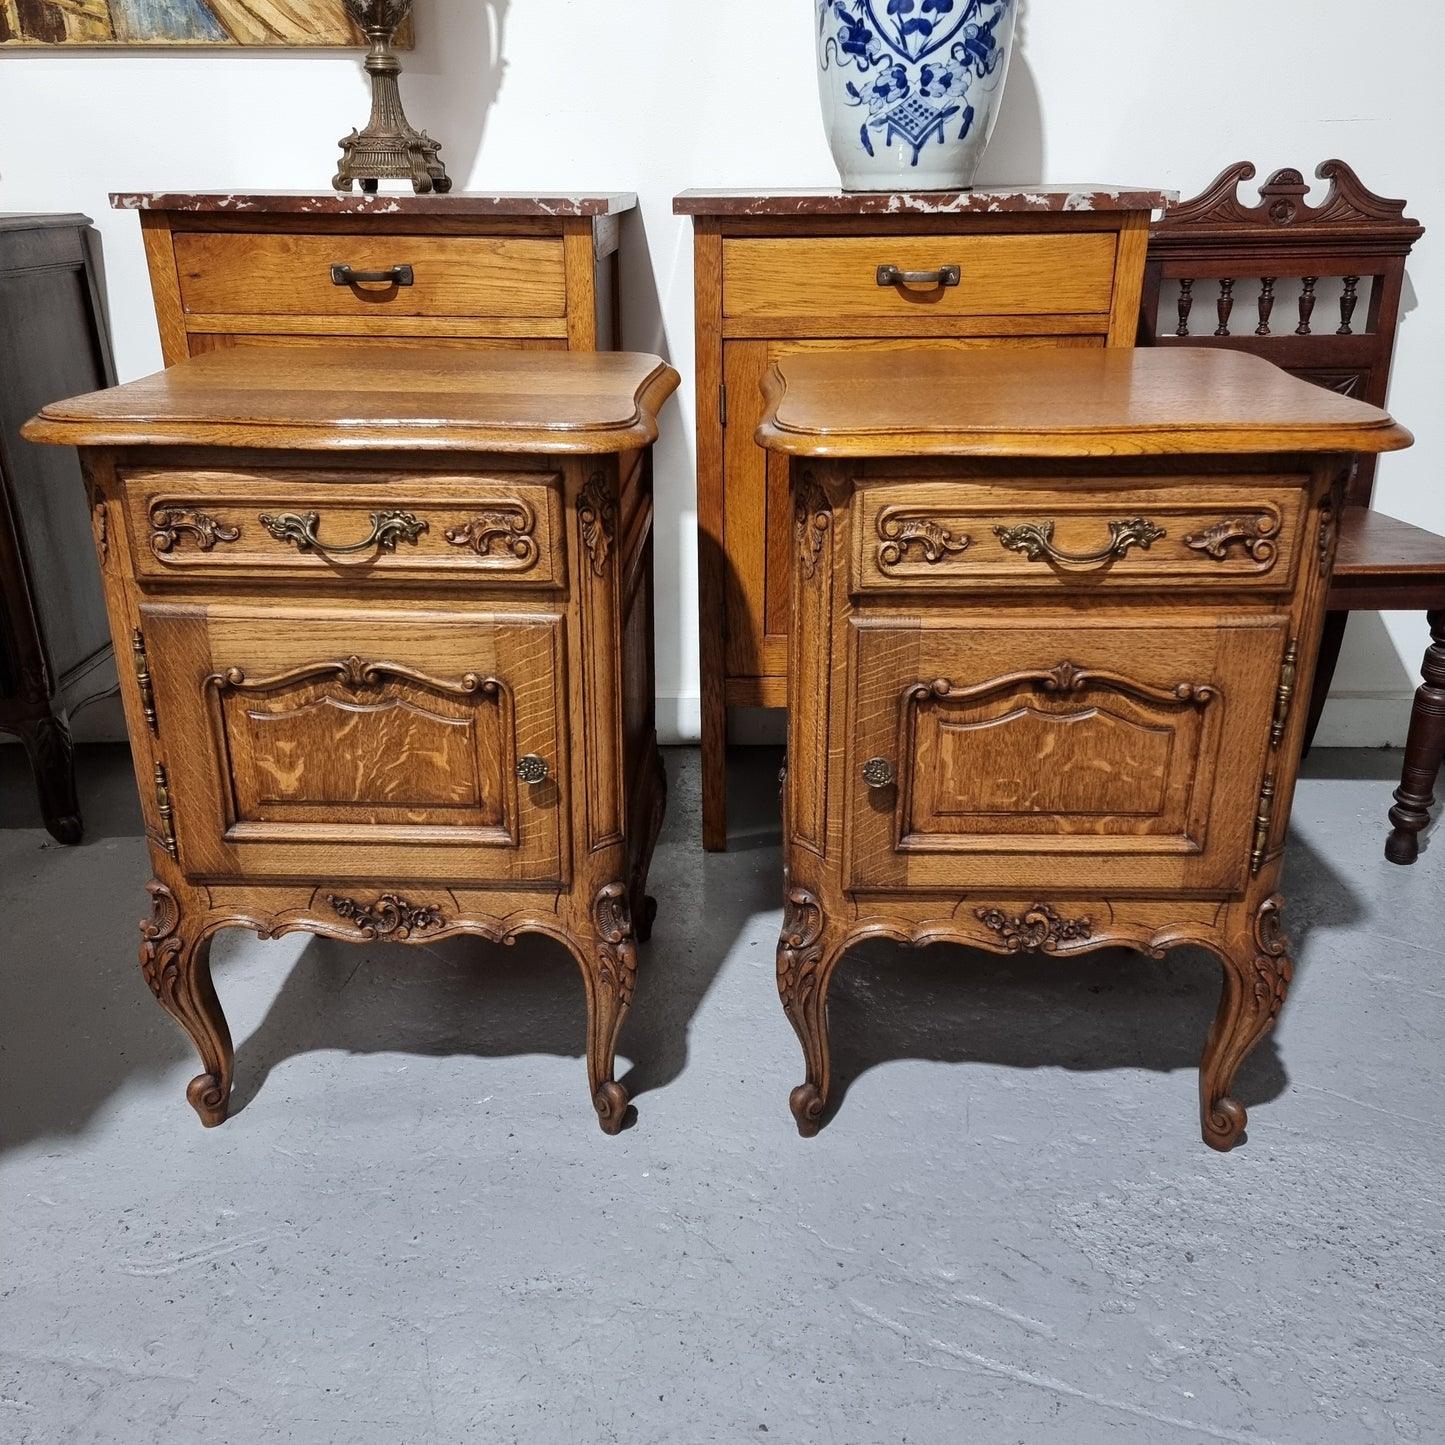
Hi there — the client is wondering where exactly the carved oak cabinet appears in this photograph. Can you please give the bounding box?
[673,186,1173,848]
[24,345,678,1133]
[757,347,1410,1149]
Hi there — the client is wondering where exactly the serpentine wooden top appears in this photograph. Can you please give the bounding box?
[756,349,1411,458]
[24,346,679,455]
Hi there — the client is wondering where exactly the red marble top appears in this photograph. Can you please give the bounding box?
[111,191,637,217]
[673,186,1175,217]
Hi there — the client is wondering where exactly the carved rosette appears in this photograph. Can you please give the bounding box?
[876,510,971,568]
[149,505,241,555]
[794,474,832,581]
[1182,513,1280,564]
[578,474,616,577]
[327,892,445,939]
[445,503,538,567]
[975,903,1093,953]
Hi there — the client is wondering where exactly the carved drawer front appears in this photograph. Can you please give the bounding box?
[721,233,1118,326]
[854,481,1308,594]
[172,231,567,322]
[124,470,564,587]
[844,614,1289,895]
[138,603,567,886]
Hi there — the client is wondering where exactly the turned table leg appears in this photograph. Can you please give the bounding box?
[138,881,233,1127]
[1385,608,1445,865]
[1199,895,1294,1151]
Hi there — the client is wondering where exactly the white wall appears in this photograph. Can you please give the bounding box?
[3,0,1441,744]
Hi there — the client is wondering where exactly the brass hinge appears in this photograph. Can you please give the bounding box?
[1250,771,1277,876]
[131,628,158,735]
[152,762,178,860]
[718,382,727,428]
[1270,638,1299,748]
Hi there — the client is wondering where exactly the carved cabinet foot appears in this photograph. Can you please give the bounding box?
[138,881,233,1127]
[1199,895,1294,1151]
[586,882,637,1134]
[777,887,845,1137]
[15,711,82,845]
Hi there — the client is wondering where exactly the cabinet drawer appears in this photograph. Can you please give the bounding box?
[722,233,1117,322]
[844,614,1288,895]
[853,480,1308,594]
[140,603,568,886]
[123,469,565,588]
[173,231,566,320]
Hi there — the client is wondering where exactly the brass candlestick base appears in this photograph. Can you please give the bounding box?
[333,0,451,195]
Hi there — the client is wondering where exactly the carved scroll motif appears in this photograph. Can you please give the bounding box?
[593,881,638,1015]
[975,903,1093,953]
[444,502,538,566]
[578,474,616,577]
[91,489,108,566]
[1182,513,1280,564]
[907,662,1218,711]
[206,655,499,700]
[776,887,826,1034]
[149,505,241,555]
[139,881,183,999]
[327,892,445,939]
[876,509,971,568]
[794,474,832,581]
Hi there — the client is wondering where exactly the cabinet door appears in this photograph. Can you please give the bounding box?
[141,603,567,886]
[845,614,1290,895]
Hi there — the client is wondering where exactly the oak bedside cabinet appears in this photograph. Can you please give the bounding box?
[757,346,1409,1149]
[112,191,634,362]
[674,185,1174,847]
[24,345,678,1134]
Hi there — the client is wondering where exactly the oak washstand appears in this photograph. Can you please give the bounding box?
[757,347,1410,1148]
[24,345,677,1134]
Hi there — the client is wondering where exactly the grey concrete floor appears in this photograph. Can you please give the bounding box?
[1,743,1442,1445]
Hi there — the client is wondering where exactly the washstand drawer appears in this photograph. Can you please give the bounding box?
[123,469,566,587]
[172,230,567,321]
[853,480,1309,593]
[722,232,1118,324]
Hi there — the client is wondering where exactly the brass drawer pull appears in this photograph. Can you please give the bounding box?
[876,264,961,288]
[330,263,414,286]
[259,509,428,558]
[861,757,896,789]
[994,517,1166,567]
[515,754,549,785]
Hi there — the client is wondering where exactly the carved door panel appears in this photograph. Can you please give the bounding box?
[845,614,1290,895]
[140,603,567,886]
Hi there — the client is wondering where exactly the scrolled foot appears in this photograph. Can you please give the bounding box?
[790,1082,825,1137]
[1202,1095,1247,1152]
[187,1072,230,1128]
[593,1081,630,1135]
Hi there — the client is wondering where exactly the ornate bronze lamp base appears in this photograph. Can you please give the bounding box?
[334,0,451,195]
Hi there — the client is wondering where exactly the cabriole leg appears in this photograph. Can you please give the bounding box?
[1199,895,1293,1151]
[776,887,848,1137]
[584,882,637,1134]
[138,881,232,1127]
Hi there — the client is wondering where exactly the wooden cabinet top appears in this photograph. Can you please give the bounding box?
[24,345,678,455]
[111,191,638,218]
[673,186,1175,217]
[756,349,1410,458]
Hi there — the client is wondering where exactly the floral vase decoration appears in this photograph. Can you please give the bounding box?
[816,0,1016,191]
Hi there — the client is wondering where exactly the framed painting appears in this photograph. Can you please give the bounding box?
[0,1,412,46]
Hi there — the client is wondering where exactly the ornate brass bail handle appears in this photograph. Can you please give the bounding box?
[994,517,1166,567]
[259,510,428,558]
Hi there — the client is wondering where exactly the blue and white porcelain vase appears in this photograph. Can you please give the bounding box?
[816,0,1016,190]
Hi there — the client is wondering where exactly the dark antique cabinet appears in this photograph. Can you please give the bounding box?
[0,214,119,840]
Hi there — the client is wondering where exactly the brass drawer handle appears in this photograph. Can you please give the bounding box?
[515,754,549,785]
[861,757,896,789]
[876,264,961,288]
[259,509,428,558]
[330,263,414,286]
[994,517,1167,567]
